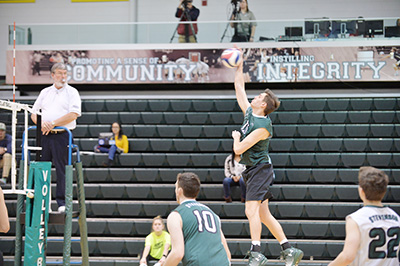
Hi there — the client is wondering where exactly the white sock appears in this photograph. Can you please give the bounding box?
[252,241,261,246]
[279,239,288,245]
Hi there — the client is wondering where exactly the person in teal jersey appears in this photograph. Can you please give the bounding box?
[163,172,231,266]
[231,47,303,266]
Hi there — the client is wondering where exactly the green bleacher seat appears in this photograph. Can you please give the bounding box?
[209,112,231,124]
[367,153,395,167]
[343,139,368,152]
[88,125,112,138]
[186,113,209,124]
[180,125,203,137]
[373,98,397,110]
[192,100,215,111]
[312,169,337,183]
[370,124,397,137]
[197,139,221,152]
[350,98,373,110]
[345,125,369,137]
[276,112,301,124]
[372,111,396,123]
[170,100,192,111]
[78,112,98,124]
[369,139,396,152]
[293,139,318,151]
[307,185,336,200]
[283,168,312,183]
[166,154,191,166]
[270,154,290,167]
[83,100,105,112]
[303,99,327,111]
[324,112,347,123]
[290,153,314,167]
[173,139,197,151]
[105,100,127,112]
[133,125,157,137]
[269,139,292,152]
[214,100,239,112]
[164,113,186,124]
[133,168,159,182]
[148,100,170,112]
[108,169,134,182]
[149,139,173,151]
[231,112,244,124]
[127,100,149,112]
[321,125,345,137]
[297,125,321,137]
[73,125,89,137]
[273,125,297,137]
[156,125,180,137]
[348,112,371,123]
[341,153,366,167]
[280,99,303,111]
[301,112,325,124]
[120,113,142,124]
[141,113,164,124]
[334,186,359,201]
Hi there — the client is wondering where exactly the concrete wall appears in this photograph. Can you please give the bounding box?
[0,0,399,76]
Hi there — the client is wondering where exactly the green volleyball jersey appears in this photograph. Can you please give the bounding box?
[174,200,229,266]
[240,107,273,166]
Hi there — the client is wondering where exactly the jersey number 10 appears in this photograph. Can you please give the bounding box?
[193,210,217,234]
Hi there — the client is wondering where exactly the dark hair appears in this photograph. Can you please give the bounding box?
[358,166,388,201]
[177,172,200,198]
[111,121,123,140]
[262,89,280,115]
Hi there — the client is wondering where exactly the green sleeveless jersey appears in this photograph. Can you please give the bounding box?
[239,107,273,166]
[174,200,229,266]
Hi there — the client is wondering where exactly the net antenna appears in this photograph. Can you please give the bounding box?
[2,22,42,197]
[12,22,16,103]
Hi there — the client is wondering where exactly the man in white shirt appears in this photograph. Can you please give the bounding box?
[31,62,81,212]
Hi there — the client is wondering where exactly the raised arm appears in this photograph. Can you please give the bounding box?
[234,50,250,114]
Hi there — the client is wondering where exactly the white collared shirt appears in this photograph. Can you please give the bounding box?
[32,83,81,130]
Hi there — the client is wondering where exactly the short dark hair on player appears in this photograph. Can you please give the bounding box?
[177,172,201,198]
[358,166,388,201]
[263,89,280,115]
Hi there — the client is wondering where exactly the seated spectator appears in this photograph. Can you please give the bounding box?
[0,123,12,185]
[223,149,246,203]
[94,122,129,167]
[140,215,171,266]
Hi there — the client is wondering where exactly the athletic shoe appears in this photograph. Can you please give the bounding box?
[246,251,268,266]
[280,247,303,266]
[0,178,6,185]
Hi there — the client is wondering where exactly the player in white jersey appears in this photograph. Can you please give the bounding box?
[328,166,400,266]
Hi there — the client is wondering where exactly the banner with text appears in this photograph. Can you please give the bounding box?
[6,46,400,84]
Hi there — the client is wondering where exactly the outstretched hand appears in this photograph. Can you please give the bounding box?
[233,44,244,69]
